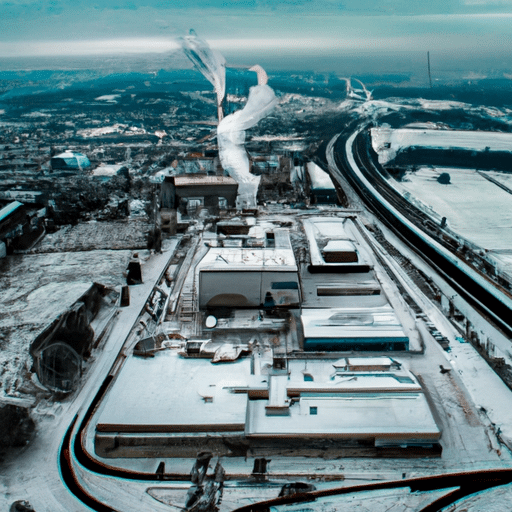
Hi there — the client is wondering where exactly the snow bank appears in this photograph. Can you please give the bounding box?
[371,127,512,165]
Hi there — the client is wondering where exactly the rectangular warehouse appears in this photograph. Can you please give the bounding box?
[197,229,300,309]
[301,307,409,351]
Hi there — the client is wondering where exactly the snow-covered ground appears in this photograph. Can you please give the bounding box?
[0,250,132,401]
[393,167,512,251]
[94,94,121,102]
[486,170,512,192]
[441,483,512,511]
[77,124,147,138]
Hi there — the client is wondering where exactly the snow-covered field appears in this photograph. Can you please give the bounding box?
[0,250,131,402]
[394,167,512,251]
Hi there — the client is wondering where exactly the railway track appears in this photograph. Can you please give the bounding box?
[327,124,512,340]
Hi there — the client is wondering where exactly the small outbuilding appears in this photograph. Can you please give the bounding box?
[51,151,91,171]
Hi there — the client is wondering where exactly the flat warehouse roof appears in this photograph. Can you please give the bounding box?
[95,351,250,433]
[198,250,297,271]
[301,307,407,339]
[307,162,335,190]
[300,266,387,309]
[302,217,372,268]
[246,393,440,439]
[173,175,238,186]
[197,229,297,271]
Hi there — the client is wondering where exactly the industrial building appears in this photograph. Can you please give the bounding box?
[0,201,26,256]
[306,162,338,204]
[197,228,300,309]
[94,353,440,458]
[0,200,46,256]
[300,217,411,351]
[87,214,434,466]
[160,174,238,214]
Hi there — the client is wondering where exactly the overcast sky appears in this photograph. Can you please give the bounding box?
[2,0,512,73]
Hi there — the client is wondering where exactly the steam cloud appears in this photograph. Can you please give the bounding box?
[178,29,226,120]
[217,65,277,208]
[179,33,277,209]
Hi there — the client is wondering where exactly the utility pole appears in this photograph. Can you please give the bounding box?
[427,51,433,88]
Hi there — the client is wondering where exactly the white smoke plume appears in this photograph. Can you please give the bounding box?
[178,29,226,120]
[217,65,277,209]
[179,32,277,209]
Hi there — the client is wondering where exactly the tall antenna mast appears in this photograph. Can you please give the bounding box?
[427,51,433,88]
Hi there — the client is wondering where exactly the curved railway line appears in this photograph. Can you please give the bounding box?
[327,124,512,340]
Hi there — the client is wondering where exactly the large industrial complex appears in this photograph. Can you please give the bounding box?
[2,36,512,512]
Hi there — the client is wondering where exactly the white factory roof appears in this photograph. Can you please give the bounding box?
[173,175,237,187]
[307,218,350,238]
[94,348,439,443]
[323,240,357,253]
[96,351,250,432]
[307,162,336,190]
[302,217,371,267]
[301,306,407,340]
[51,151,91,169]
[92,164,127,177]
[246,393,440,439]
[300,265,387,309]
[197,229,297,272]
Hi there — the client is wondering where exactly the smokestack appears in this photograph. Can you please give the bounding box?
[218,100,224,122]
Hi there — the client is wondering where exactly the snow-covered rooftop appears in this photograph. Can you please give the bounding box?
[302,217,371,268]
[371,127,512,165]
[307,162,335,190]
[246,392,440,439]
[92,164,127,177]
[301,306,407,342]
[323,240,357,253]
[173,175,237,187]
[96,351,251,431]
[197,229,297,272]
[50,151,90,170]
